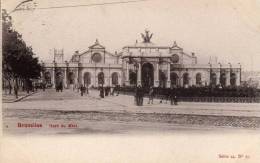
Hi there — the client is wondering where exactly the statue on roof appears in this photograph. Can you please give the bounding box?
[141,30,153,43]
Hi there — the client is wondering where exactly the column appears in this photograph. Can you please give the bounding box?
[125,62,129,85]
[52,68,55,88]
[75,68,78,88]
[154,63,159,87]
[236,72,240,86]
[190,71,194,86]
[167,63,171,88]
[226,71,230,86]
[137,62,142,86]
[179,72,183,87]
[63,68,67,88]
[216,70,220,85]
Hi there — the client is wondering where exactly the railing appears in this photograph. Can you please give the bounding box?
[177,97,260,103]
[118,88,260,103]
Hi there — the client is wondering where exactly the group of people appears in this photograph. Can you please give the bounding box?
[99,85,120,98]
[79,84,88,96]
[55,82,63,92]
[78,84,120,98]
[135,86,178,106]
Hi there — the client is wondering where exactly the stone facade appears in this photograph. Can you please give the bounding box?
[42,31,241,89]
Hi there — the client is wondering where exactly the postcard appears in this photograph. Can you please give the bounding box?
[1,0,260,162]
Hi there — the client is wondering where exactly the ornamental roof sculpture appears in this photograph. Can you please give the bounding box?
[89,39,105,49]
[141,30,153,43]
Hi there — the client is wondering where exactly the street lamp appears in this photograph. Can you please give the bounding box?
[218,62,222,87]
[238,63,242,84]
[208,62,212,86]
[133,61,138,87]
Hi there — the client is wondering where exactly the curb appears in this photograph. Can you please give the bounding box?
[3,92,36,103]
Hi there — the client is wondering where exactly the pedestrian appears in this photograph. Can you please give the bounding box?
[105,86,109,96]
[42,82,46,91]
[80,84,84,96]
[169,87,174,105]
[60,83,63,92]
[115,85,120,96]
[111,86,114,96]
[14,83,18,99]
[86,86,89,95]
[100,86,104,98]
[135,86,140,105]
[148,86,154,104]
[137,85,144,106]
[174,95,178,105]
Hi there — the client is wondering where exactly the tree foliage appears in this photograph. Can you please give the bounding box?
[2,9,42,82]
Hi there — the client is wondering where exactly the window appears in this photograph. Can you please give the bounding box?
[92,53,102,63]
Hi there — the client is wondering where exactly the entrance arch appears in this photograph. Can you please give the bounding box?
[83,72,91,86]
[111,72,118,85]
[98,72,105,85]
[129,70,137,85]
[183,73,189,86]
[55,71,63,88]
[159,70,167,88]
[44,72,51,84]
[230,73,236,86]
[68,72,75,84]
[211,73,217,86]
[220,73,226,87]
[170,72,178,87]
[196,73,202,85]
[141,63,154,88]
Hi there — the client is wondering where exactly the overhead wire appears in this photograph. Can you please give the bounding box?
[14,0,150,12]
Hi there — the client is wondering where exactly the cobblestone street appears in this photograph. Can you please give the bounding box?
[3,89,260,135]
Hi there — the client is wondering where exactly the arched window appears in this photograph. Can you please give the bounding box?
[159,70,167,88]
[84,72,91,86]
[220,73,226,87]
[170,72,178,87]
[129,70,137,85]
[68,72,75,84]
[44,72,51,84]
[98,72,104,85]
[111,72,118,85]
[183,73,189,86]
[230,73,236,86]
[211,73,217,86]
[196,73,202,85]
[55,71,63,86]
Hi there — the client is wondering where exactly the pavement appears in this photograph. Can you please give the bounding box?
[2,89,260,135]
[3,88,260,117]
[2,91,36,103]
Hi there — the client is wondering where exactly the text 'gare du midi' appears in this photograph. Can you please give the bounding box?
[41,30,241,89]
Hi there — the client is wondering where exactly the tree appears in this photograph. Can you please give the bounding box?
[2,9,42,97]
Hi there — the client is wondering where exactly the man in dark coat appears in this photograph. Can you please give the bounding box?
[100,86,104,98]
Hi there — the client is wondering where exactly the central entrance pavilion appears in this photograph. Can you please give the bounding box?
[122,30,199,88]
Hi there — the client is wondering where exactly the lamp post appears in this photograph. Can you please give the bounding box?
[238,63,241,84]
[65,60,69,89]
[133,62,138,88]
[218,62,222,87]
[208,63,212,86]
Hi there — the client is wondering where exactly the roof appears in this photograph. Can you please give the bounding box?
[171,41,182,50]
[88,39,105,49]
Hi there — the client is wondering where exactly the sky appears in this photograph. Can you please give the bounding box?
[2,0,260,71]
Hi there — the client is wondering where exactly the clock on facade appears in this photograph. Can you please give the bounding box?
[170,54,179,63]
[92,53,102,63]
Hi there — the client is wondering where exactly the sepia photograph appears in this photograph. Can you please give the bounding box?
[1,0,260,162]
